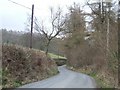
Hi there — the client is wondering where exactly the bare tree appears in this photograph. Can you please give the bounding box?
[34,7,66,55]
[85,0,118,87]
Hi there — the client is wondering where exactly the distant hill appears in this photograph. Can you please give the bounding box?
[1,29,65,56]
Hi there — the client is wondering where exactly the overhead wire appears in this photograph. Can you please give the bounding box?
[8,0,41,25]
[8,0,31,10]
[8,0,42,12]
[7,0,52,34]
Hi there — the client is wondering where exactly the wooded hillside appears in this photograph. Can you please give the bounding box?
[63,3,118,88]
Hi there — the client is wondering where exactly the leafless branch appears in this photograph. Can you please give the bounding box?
[34,7,66,55]
[86,0,100,16]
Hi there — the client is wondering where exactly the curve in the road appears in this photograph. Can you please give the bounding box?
[20,65,97,88]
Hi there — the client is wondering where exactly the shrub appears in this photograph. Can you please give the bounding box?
[2,44,58,88]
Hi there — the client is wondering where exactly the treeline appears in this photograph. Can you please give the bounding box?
[62,3,118,88]
[1,29,64,56]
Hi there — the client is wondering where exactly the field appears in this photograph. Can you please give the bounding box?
[48,53,66,59]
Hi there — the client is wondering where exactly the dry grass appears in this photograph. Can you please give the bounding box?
[67,64,118,88]
[2,44,58,88]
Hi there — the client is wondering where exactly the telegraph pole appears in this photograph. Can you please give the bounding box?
[106,2,111,59]
[30,4,34,48]
[8,0,34,48]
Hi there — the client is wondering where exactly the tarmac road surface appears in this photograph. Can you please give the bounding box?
[20,65,97,88]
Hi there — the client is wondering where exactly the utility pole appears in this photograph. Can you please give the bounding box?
[106,2,110,58]
[30,4,34,48]
[100,0,111,60]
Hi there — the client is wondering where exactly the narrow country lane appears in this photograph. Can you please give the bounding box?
[19,65,97,88]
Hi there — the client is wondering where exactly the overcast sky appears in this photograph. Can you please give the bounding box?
[0,0,94,32]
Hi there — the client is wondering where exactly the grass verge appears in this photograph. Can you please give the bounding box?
[66,65,116,88]
[48,53,66,59]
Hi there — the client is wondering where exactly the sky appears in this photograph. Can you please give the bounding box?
[0,0,90,32]
[0,0,116,32]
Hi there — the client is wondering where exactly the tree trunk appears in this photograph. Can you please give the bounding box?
[45,40,51,55]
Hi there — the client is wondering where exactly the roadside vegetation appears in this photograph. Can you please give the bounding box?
[48,53,67,66]
[0,69,2,89]
[63,2,118,88]
[2,44,58,88]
